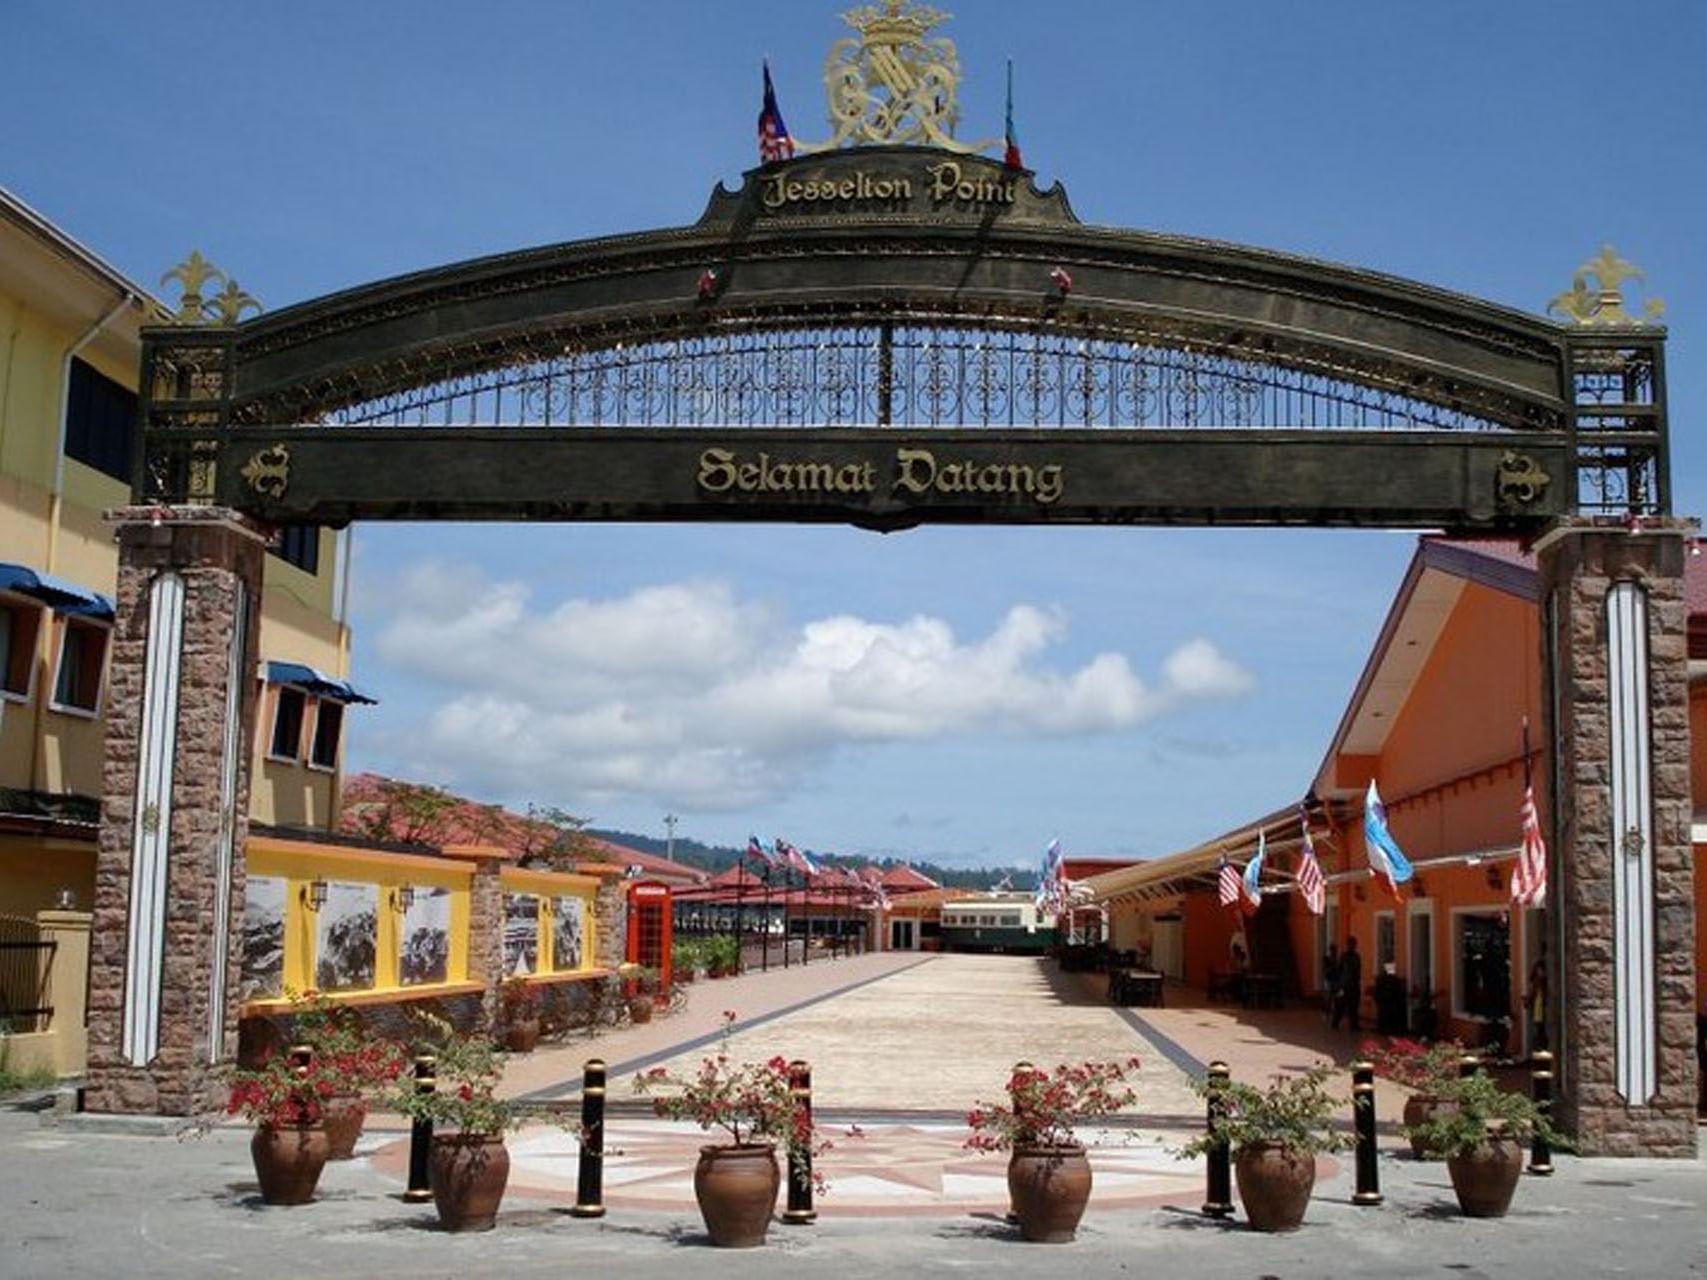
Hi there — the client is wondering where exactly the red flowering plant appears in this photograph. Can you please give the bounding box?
[632,1011,831,1192]
[288,991,407,1116]
[1362,1037,1464,1092]
[388,1012,517,1135]
[965,1058,1142,1153]
[226,1052,341,1130]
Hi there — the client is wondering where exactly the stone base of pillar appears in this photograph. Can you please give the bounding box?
[84,507,268,1117]
[1538,518,1699,1157]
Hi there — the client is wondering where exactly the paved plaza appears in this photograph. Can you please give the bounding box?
[4,953,1704,1276]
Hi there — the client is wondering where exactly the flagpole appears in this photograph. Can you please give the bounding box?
[761,860,772,973]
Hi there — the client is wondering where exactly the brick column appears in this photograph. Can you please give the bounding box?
[460,853,506,1027]
[85,507,266,1116]
[1537,518,1698,1155]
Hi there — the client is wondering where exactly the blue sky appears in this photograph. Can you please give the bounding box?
[6,1,1705,867]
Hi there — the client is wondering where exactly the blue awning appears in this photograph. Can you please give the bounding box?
[265,660,378,705]
[0,563,115,621]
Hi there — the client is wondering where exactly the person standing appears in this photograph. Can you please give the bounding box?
[1525,956,1548,1053]
[1332,936,1363,1031]
[1322,942,1341,1023]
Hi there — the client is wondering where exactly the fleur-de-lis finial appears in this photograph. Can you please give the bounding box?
[161,250,227,324]
[207,278,262,325]
[1548,244,1665,326]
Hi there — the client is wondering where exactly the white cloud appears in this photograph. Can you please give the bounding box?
[363,564,1256,811]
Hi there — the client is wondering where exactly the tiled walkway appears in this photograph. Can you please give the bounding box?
[377,951,1383,1217]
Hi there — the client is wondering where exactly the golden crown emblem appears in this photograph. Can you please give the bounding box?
[798,0,995,154]
[842,0,946,45]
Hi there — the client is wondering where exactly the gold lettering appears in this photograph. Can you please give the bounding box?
[894,447,937,496]
[1035,464,1064,505]
[697,448,738,492]
[926,161,961,203]
[738,461,762,491]
[839,179,856,199]
[836,462,873,493]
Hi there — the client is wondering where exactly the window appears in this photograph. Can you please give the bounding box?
[65,357,136,483]
[270,686,306,760]
[1409,905,1434,995]
[0,599,42,699]
[1454,911,1512,1019]
[309,699,343,770]
[271,525,321,575]
[51,617,107,712]
[1375,911,1397,970]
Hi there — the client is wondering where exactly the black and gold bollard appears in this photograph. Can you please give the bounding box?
[1351,1060,1382,1206]
[1459,1052,1482,1080]
[570,1059,608,1217]
[1201,1061,1233,1219]
[1528,1050,1555,1176]
[287,1042,313,1072]
[403,1052,436,1203]
[783,1060,817,1224]
[1004,1061,1035,1224]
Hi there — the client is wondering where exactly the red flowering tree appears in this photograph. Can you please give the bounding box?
[388,1013,516,1135]
[965,1059,1142,1152]
[227,1052,342,1129]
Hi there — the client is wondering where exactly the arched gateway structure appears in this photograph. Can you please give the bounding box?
[89,144,1693,1155]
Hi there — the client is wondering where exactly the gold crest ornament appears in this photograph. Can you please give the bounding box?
[801,1,996,153]
[1547,245,1664,327]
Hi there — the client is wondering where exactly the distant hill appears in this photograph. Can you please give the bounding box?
[585,828,1037,891]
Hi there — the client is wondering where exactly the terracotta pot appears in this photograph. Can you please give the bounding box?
[323,1093,367,1160]
[502,1017,541,1054]
[1233,1143,1316,1232]
[1446,1132,1525,1218]
[1403,1093,1457,1160]
[250,1123,330,1205]
[629,998,654,1024]
[694,1143,780,1247]
[430,1132,511,1232]
[1007,1144,1093,1243]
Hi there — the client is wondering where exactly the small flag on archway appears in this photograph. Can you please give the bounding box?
[759,61,794,163]
[1004,60,1024,170]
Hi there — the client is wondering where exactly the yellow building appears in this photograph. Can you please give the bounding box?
[0,186,364,920]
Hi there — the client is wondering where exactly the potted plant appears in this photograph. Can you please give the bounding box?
[673,939,703,983]
[289,992,406,1159]
[391,1015,519,1231]
[498,976,542,1053]
[705,934,739,978]
[964,1058,1141,1243]
[226,1051,339,1205]
[1403,1069,1566,1218]
[619,963,658,1024]
[1177,1067,1349,1232]
[1364,1036,1464,1159]
[633,1011,828,1247]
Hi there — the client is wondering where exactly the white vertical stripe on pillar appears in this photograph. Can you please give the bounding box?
[123,572,186,1066]
[206,583,248,1062]
[1607,581,1656,1104]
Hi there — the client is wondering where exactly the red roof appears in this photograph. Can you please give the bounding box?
[879,864,941,893]
[592,838,708,886]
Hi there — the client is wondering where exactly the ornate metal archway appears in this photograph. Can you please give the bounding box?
[135,146,1663,532]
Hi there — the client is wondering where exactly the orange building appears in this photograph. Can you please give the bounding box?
[1087,536,1707,1057]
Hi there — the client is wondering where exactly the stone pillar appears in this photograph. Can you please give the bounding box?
[447,849,507,1027]
[85,507,266,1116]
[581,865,629,972]
[1537,518,1698,1156]
[37,909,92,1077]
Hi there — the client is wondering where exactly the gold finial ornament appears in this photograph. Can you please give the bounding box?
[1548,244,1665,326]
[208,278,262,325]
[799,0,995,153]
[161,250,226,324]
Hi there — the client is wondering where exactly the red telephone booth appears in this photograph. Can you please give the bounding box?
[626,880,674,989]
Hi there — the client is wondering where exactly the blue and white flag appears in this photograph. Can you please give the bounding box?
[1241,831,1265,916]
[1363,780,1414,897]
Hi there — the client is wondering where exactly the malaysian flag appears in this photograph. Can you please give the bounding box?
[777,837,819,877]
[758,61,794,164]
[1217,856,1242,910]
[1296,808,1325,916]
[746,835,774,867]
[1511,784,1548,907]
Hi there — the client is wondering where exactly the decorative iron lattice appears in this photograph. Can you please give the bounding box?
[1569,341,1665,517]
[324,327,1520,433]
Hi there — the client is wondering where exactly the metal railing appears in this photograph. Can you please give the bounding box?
[0,915,56,1034]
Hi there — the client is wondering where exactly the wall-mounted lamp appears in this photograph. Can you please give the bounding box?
[304,879,329,912]
[1353,883,1368,903]
[395,885,416,914]
[54,887,77,910]
[1484,865,1503,891]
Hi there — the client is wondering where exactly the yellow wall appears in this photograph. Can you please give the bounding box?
[500,866,601,976]
[0,835,95,917]
[243,839,475,1009]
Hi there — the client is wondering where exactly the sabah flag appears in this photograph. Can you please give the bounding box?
[1241,832,1265,916]
[1363,780,1414,898]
